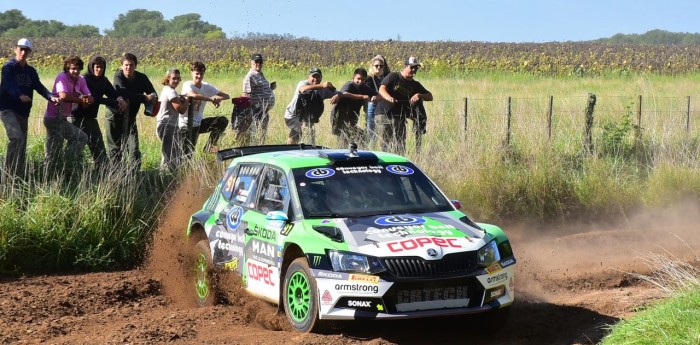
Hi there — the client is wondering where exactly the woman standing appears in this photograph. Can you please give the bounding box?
[155,68,189,171]
[365,55,390,144]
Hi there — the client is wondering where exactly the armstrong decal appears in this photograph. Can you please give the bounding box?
[305,168,335,179]
[226,206,244,230]
[386,165,414,175]
[487,272,508,284]
[334,283,380,294]
[386,237,462,253]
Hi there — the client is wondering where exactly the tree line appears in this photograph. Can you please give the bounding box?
[593,29,700,45]
[0,9,302,40]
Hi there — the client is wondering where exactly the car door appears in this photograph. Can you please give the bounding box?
[242,165,291,301]
[214,163,263,275]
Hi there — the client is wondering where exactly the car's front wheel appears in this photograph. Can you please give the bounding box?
[283,257,321,332]
[193,239,215,306]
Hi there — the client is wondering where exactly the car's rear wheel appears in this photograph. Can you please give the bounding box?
[193,239,215,306]
[283,257,321,332]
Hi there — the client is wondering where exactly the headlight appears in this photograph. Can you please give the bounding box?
[328,250,385,274]
[477,240,501,267]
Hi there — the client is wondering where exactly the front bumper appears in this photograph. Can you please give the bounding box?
[314,264,515,320]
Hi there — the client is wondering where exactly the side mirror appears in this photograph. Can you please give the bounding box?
[450,200,462,210]
[265,210,288,221]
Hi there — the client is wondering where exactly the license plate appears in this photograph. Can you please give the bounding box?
[395,286,469,312]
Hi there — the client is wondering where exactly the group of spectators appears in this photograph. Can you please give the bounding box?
[0,38,432,178]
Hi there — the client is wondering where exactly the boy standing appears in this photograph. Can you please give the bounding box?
[330,68,376,148]
[106,53,157,170]
[180,61,230,155]
[0,38,58,178]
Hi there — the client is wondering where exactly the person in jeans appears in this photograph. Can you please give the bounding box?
[43,55,93,175]
[376,56,433,154]
[0,38,58,178]
[155,68,189,170]
[106,53,156,171]
[70,56,128,172]
[180,61,229,156]
[365,55,389,144]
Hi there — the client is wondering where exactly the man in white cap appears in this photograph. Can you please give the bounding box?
[376,56,433,154]
[0,38,59,178]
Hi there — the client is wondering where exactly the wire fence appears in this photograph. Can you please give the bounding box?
[3,93,700,157]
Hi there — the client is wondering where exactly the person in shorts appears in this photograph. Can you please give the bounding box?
[283,68,342,145]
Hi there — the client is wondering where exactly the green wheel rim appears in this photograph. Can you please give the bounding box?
[287,271,311,323]
[194,252,210,301]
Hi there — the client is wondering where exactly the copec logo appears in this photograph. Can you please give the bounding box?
[374,215,426,227]
[386,237,462,253]
[305,168,335,179]
[247,261,275,287]
[227,206,243,230]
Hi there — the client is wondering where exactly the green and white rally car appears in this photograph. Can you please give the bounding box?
[187,144,515,332]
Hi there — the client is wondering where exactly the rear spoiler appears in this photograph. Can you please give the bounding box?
[216,144,328,162]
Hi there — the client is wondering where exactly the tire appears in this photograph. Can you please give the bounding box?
[193,239,216,307]
[283,257,321,332]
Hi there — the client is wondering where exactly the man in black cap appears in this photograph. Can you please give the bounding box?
[0,38,58,178]
[239,53,276,144]
[376,56,433,154]
[283,67,343,144]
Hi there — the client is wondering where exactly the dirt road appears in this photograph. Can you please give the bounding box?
[2,181,698,345]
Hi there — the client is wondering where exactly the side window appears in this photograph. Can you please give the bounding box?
[256,167,289,214]
[231,164,263,208]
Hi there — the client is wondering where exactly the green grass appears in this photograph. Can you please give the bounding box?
[602,252,700,345]
[602,289,700,345]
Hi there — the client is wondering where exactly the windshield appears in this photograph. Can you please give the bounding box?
[292,163,453,218]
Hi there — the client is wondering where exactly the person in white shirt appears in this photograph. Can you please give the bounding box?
[180,61,230,155]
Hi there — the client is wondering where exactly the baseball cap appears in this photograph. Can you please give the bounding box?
[405,56,421,67]
[251,53,263,62]
[17,38,32,49]
[308,67,322,76]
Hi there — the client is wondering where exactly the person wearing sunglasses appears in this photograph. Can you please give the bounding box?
[376,56,433,154]
[365,55,390,144]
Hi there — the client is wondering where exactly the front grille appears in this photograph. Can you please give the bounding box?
[381,251,479,278]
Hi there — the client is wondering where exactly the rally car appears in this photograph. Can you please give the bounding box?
[186,144,516,332]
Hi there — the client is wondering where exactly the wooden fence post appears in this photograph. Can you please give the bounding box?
[636,94,643,141]
[463,97,469,139]
[505,96,512,147]
[687,96,691,143]
[547,95,553,141]
[584,93,596,155]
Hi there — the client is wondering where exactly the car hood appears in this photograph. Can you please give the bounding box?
[313,212,488,259]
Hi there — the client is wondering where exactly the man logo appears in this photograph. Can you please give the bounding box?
[427,248,438,257]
